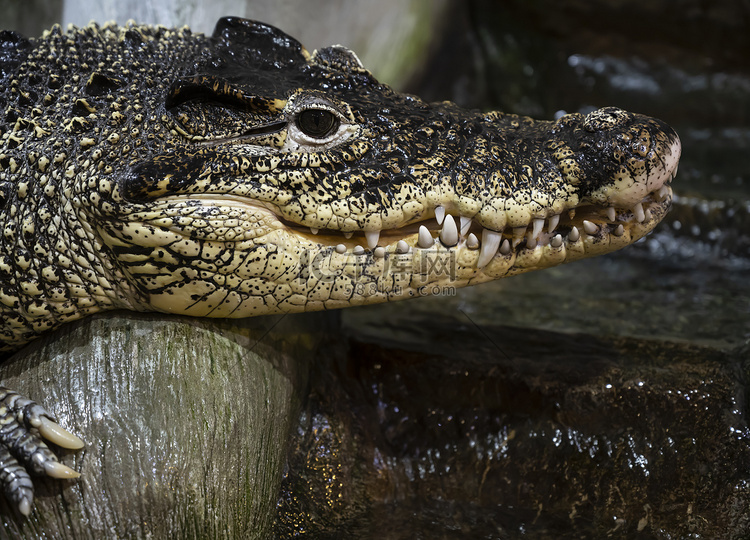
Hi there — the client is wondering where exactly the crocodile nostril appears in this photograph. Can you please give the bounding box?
[583,107,630,132]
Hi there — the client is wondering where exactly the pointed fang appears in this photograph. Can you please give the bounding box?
[499,239,511,255]
[606,207,616,222]
[434,206,446,225]
[478,229,502,268]
[548,214,560,233]
[569,226,580,242]
[440,214,458,246]
[460,216,472,236]
[634,202,645,223]
[532,218,544,241]
[583,220,598,235]
[526,233,537,249]
[418,225,434,249]
[365,230,381,249]
[466,233,479,249]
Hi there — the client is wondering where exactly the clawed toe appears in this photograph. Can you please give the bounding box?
[0,386,83,514]
[38,416,84,450]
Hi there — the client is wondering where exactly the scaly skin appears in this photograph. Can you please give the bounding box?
[0,18,680,513]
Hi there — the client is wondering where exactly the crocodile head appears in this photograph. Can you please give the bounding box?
[16,18,678,322]
[101,17,681,317]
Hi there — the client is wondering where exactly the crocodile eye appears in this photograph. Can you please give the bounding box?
[296,109,339,139]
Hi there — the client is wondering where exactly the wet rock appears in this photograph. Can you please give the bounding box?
[275,320,750,538]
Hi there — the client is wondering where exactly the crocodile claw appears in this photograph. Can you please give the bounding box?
[0,387,83,515]
[38,416,85,450]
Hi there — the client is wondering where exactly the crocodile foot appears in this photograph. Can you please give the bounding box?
[0,387,83,515]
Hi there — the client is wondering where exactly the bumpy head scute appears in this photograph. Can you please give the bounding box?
[582,106,629,132]
[211,17,308,70]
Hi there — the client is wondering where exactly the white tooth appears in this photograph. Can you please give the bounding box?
[434,206,445,225]
[526,233,537,249]
[551,234,563,248]
[633,202,645,223]
[512,227,526,248]
[532,218,544,240]
[396,240,410,254]
[583,220,598,235]
[373,247,386,258]
[477,229,502,268]
[606,207,616,222]
[418,225,434,248]
[569,226,580,242]
[440,214,458,246]
[657,186,670,201]
[613,224,624,237]
[353,245,365,255]
[310,228,319,235]
[645,208,653,221]
[365,230,381,249]
[335,243,347,254]
[499,239,511,255]
[343,232,353,239]
[548,214,560,233]
[466,233,479,249]
[460,216,472,236]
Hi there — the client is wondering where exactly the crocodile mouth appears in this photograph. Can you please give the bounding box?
[135,177,673,270]
[282,180,674,268]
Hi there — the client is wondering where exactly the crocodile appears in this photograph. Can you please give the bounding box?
[0,17,680,515]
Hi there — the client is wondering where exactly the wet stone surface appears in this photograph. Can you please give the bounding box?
[274,315,750,538]
[272,0,750,538]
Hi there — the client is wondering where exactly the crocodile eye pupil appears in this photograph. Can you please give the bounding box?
[296,109,338,138]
